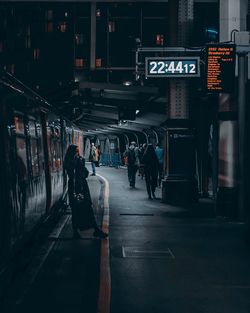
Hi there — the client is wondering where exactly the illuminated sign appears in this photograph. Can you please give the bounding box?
[206,44,236,93]
[145,57,200,78]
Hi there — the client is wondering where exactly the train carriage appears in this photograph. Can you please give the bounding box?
[0,71,83,268]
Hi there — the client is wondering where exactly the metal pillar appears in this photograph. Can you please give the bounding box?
[216,0,248,219]
[168,0,194,120]
[238,52,248,220]
[162,0,197,205]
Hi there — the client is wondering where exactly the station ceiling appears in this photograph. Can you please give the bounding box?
[53,80,167,136]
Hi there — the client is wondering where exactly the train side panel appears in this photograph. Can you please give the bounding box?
[3,92,47,247]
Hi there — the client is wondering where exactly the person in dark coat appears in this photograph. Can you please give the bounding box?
[142,144,159,199]
[155,144,164,186]
[64,144,108,239]
[123,141,140,188]
[138,143,147,179]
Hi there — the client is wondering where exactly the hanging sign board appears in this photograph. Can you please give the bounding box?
[167,129,196,177]
[145,57,200,78]
[205,44,236,93]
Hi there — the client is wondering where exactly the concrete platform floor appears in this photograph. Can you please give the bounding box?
[2,165,250,313]
[99,166,250,313]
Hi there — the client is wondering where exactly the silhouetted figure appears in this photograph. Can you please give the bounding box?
[155,144,164,186]
[96,145,101,167]
[138,143,147,179]
[89,143,97,175]
[123,141,140,188]
[142,144,159,199]
[64,144,108,239]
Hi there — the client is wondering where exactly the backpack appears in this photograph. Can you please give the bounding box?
[127,149,136,165]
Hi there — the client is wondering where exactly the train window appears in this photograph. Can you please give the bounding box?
[49,127,55,171]
[68,127,72,144]
[30,138,40,176]
[14,114,28,180]
[29,120,36,137]
[49,126,62,172]
[15,116,25,135]
[45,22,53,33]
[36,123,44,172]
[29,120,40,177]
[54,127,62,170]
[16,137,28,181]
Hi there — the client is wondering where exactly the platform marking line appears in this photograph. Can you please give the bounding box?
[96,173,111,313]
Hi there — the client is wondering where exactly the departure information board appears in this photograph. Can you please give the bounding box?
[206,44,236,93]
[145,57,200,78]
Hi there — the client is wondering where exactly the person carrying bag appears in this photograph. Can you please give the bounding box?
[64,144,108,239]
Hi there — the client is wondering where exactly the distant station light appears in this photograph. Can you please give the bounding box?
[123,81,132,86]
[205,27,219,42]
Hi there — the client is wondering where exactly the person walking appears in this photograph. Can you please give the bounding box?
[89,142,97,175]
[123,141,139,188]
[96,145,101,167]
[142,144,159,199]
[155,144,164,187]
[64,144,108,239]
[138,143,147,179]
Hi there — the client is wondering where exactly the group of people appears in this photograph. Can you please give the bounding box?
[63,141,164,239]
[123,142,164,200]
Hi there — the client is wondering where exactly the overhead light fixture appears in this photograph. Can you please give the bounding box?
[123,81,132,86]
[136,110,140,115]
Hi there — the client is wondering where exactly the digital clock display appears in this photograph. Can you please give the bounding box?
[145,57,200,78]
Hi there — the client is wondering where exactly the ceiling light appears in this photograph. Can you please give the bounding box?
[136,110,140,115]
[123,81,132,86]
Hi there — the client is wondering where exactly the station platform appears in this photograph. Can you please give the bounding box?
[2,165,250,313]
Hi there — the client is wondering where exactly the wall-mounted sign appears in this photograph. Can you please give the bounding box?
[145,57,200,78]
[167,129,196,177]
[206,44,236,93]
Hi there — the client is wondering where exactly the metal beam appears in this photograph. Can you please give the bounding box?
[79,81,158,94]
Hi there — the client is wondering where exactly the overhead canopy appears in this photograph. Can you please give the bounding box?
[52,80,167,136]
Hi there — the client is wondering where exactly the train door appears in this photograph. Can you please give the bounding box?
[46,116,64,208]
[26,115,47,221]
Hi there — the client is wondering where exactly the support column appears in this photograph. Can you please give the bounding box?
[238,53,248,220]
[162,0,198,205]
[168,0,194,119]
[216,0,248,219]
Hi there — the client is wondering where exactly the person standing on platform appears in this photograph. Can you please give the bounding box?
[138,143,147,179]
[142,144,159,199]
[155,143,164,187]
[64,144,108,239]
[124,141,140,189]
[96,145,101,167]
[89,142,97,176]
